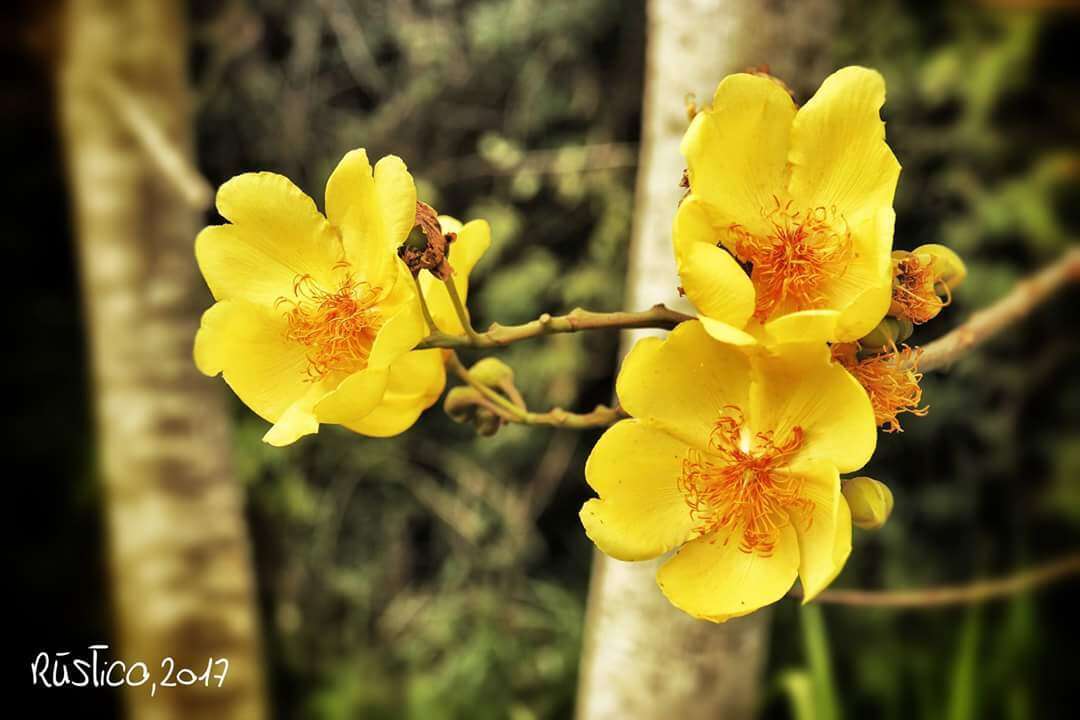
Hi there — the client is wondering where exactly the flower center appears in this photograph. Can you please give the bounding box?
[277,265,382,381]
[729,199,852,321]
[891,254,949,324]
[679,406,811,556]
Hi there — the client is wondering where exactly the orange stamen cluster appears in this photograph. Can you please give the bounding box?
[679,406,812,556]
[891,254,950,324]
[835,344,927,433]
[730,198,853,321]
[277,265,382,381]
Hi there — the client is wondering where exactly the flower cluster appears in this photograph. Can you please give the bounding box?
[582,67,965,620]
[193,65,964,622]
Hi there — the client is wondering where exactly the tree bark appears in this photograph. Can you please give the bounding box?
[57,2,266,718]
[575,1,834,718]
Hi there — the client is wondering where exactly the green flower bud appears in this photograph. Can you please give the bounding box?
[468,357,515,388]
[860,317,900,351]
[843,476,894,530]
[443,386,485,424]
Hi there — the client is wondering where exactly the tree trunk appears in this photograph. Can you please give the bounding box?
[575,1,835,718]
[57,2,266,718]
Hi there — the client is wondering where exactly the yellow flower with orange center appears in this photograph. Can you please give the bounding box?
[194,149,451,445]
[674,67,900,347]
[580,321,876,621]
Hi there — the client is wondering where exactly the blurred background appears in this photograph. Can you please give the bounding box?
[7,0,1079,718]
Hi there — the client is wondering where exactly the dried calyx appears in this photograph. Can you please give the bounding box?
[398,200,456,279]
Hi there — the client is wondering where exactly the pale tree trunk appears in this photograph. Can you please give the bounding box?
[576,1,835,718]
[58,2,266,718]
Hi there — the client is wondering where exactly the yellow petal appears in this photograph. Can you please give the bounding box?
[827,208,895,342]
[750,343,876,473]
[263,383,330,447]
[326,150,416,294]
[344,349,447,437]
[656,524,799,622]
[422,218,492,334]
[784,459,851,601]
[580,420,697,561]
[699,316,760,346]
[194,299,311,423]
[761,310,841,345]
[682,73,796,235]
[788,67,900,227]
[199,173,342,304]
[374,155,418,246]
[367,298,426,370]
[616,321,752,450]
[673,198,755,327]
[312,368,391,424]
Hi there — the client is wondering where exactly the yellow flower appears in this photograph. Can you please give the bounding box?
[580,321,876,621]
[194,149,443,445]
[675,67,900,346]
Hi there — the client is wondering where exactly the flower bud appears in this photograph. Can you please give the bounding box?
[914,243,966,290]
[443,386,486,424]
[843,476,894,530]
[860,317,901,351]
[468,357,515,388]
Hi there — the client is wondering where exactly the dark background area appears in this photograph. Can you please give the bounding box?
[8,1,1079,718]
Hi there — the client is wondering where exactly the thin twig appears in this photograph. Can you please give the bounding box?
[791,551,1080,608]
[919,248,1080,371]
[446,350,626,429]
[419,304,694,350]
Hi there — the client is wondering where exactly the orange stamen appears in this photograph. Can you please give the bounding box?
[729,198,853,321]
[891,254,950,324]
[679,406,812,556]
[276,265,382,381]
[834,344,928,432]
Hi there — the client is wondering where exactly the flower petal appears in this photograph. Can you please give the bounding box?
[422,218,492,334]
[826,208,895,342]
[343,349,447,437]
[194,299,311,422]
[699,317,760,346]
[788,66,900,227]
[750,343,877,473]
[263,383,330,447]
[367,297,426,370]
[673,198,756,328]
[762,310,841,346]
[312,367,391,425]
[374,155,419,246]
[656,524,800,622]
[683,73,796,235]
[784,459,851,601]
[199,173,342,304]
[616,321,752,450]
[580,420,698,561]
[327,150,417,294]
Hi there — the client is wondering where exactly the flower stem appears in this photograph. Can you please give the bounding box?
[418,303,694,350]
[412,273,438,334]
[443,275,484,343]
[446,350,626,429]
[792,551,1080,608]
